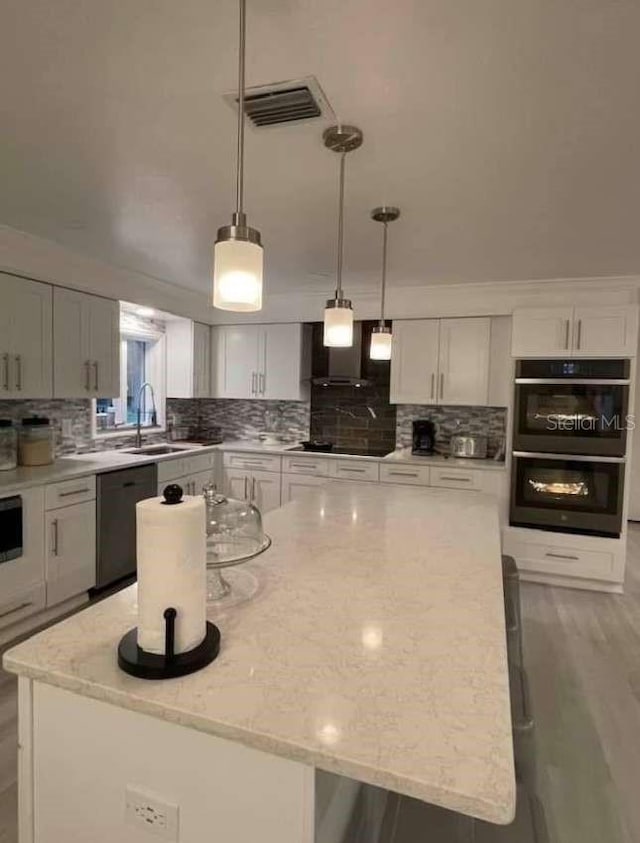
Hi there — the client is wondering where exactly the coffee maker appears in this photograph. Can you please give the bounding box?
[412,419,436,455]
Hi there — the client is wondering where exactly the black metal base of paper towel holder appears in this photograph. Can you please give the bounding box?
[118,607,221,680]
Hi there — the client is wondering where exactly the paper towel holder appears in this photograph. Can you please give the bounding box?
[118,607,221,680]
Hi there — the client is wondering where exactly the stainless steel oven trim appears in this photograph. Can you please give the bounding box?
[513,451,626,464]
[515,378,631,385]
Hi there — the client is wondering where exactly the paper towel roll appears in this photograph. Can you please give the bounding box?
[136,493,207,655]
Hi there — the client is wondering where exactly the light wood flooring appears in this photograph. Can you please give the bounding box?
[2,528,640,843]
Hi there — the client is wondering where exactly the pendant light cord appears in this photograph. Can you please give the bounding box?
[235,0,246,224]
[380,221,388,327]
[336,151,346,298]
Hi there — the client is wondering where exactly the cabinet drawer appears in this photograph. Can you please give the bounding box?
[430,467,481,491]
[329,460,380,482]
[510,540,615,581]
[282,455,330,477]
[182,450,217,476]
[157,457,187,483]
[46,475,96,510]
[223,451,282,473]
[0,582,46,632]
[379,464,430,486]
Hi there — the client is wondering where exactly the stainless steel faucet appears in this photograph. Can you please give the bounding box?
[135,381,157,447]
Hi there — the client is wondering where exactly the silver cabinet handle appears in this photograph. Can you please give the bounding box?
[430,373,435,400]
[93,361,99,391]
[290,462,318,469]
[2,353,9,390]
[439,373,444,401]
[259,372,265,395]
[564,320,570,350]
[59,487,91,498]
[251,372,257,396]
[244,476,248,499]
[251,477,256,502]
[84,360,91,391]
[14,355,22,390]
[341,467,367,474]
[439,475,471,482]
[51,518,59,556]
[545,551,579,561]
[388,471,419,477]
[576,319,582,350]
[0,601,33,621]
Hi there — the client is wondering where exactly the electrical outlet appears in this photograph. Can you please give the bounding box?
[125,786,179,840]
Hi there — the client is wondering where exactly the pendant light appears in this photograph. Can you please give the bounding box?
[323,125,363,347]
[370,206,400,360]
[213,0,263,312]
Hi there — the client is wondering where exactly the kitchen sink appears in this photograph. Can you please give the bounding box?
[124,445,192,456]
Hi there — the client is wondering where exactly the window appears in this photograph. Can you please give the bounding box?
[93,311,166,437]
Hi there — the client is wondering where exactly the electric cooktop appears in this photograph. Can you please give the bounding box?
[288,445,392,458]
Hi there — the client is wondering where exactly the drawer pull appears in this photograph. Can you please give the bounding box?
[51,518,59,556]
[545,551,579,561]
[388,471,419,478]
[340,467,367,473]
[439,475,471,482]
[290,462,318,469]
[59,487,92,497]
[0,601,32,621]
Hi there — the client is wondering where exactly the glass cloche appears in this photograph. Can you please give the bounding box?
[203,484,271,602]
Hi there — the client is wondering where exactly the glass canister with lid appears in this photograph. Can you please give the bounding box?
[0,420,18,471]
[18,417,54,466]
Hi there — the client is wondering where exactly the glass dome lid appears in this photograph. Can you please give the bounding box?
[203,485,270,568]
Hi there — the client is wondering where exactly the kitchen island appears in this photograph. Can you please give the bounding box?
[4,483,514,842]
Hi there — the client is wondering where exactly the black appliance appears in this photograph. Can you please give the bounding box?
[412,419,436,455]
[513,358,630,457]
[290,444,392,458]
[0,495,22,563]
[96,464,157,590]
[510,452,625,538]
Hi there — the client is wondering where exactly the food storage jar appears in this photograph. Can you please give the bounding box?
[0,420,18,471]
[18,417,54,466]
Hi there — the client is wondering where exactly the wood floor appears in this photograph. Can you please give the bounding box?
[2,528,640,843]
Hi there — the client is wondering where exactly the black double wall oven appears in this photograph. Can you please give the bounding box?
[510,359,630,538]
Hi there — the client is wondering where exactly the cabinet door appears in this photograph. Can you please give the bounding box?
[88,295,120,398]
[572,306,638,357]
[183,469,216,497]
[390,320,440,404]
[261,324,305,401]
[193,323,211,398]
[0,273,52,398]
[511,308,573,357]
[249,470,281,513]
[45,500,96,606]
[223,468,251,501]
[281,474,326,504]
[438,318,490,406]
[53,287,90,397]
[212,326,260,399]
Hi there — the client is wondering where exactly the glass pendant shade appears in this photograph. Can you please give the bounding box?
[213,238,263,312]
[370,326,392,360]
[323,300,354,347]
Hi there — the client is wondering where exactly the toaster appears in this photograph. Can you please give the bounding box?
[449,434,488,459]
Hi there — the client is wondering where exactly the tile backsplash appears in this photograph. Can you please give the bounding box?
[395,404,507,457]
[168,399,310,444]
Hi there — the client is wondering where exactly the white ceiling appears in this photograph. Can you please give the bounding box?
[2,0,640,300]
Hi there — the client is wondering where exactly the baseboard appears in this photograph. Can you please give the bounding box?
[519,571,624,594]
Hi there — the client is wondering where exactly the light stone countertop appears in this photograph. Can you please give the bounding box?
[0,443,219,494]
[4,482,515,824]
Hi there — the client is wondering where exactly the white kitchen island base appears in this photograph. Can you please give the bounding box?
[18,679,383,843]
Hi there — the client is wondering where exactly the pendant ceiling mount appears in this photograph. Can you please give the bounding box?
[323,125,364,154]
[371,206,400,224]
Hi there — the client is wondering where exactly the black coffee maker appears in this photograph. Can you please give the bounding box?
[412,419,436,455]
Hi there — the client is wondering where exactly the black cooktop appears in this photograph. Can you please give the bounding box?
[290,445,393,458]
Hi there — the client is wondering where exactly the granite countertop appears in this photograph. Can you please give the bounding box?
[4,483,515,824]
[0,443,219,494]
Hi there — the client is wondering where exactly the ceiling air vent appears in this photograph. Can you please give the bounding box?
[224,76,330,129]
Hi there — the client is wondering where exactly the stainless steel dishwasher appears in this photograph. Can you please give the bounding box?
[95,464,157,589]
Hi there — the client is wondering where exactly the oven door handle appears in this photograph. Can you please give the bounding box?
[512,451,626,464]
[515,378,631,386]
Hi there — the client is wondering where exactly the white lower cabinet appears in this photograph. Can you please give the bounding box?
[223,467,282,512]
[45,499,96,606]
[282,473,327,504]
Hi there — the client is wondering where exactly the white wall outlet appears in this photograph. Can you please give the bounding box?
[61,419,73,438]
[125,786,179,841]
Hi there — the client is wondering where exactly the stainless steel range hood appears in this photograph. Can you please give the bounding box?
[311,322,370,387]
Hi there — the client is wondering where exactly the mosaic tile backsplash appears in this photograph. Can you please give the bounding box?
[395,404,507,457]
[167,399,310,444]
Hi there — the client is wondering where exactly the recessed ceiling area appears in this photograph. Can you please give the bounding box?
[1,0,640,298]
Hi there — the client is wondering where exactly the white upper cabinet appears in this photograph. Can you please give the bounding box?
[211,323,309,401]
[438,318,490,406]
[390,320,440,404]
[0,272,53,398]
[166,320,211,399]
[53,288,120,398]
[391,317,490,406]
[512,306,638,358]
